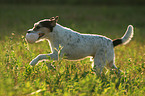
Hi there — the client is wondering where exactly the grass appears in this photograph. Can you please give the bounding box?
[0,4,145,96]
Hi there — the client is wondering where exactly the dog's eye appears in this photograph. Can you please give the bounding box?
[36,26,40,29]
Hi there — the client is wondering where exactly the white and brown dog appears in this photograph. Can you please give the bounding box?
[26,16,134,74]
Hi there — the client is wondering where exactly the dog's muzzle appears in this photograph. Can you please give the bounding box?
[27,29,45,39]
[38,33,45,39]
[27,29,33,33]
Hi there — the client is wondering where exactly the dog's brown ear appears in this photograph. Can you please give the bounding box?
[50,16,59,26]
[55,16,59,22]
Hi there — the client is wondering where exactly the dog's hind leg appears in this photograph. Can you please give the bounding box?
[93,49,107,75]
[106,60,122,75]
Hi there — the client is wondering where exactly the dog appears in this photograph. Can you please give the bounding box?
[26,16,134,74]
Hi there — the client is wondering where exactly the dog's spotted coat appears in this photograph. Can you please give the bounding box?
[27,16,134,74]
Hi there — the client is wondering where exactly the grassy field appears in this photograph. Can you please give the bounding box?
[0,4,144,96]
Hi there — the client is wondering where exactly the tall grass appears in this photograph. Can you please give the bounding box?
[0,5,144,95]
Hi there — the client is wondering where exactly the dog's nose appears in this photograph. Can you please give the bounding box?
[27,31,31,33]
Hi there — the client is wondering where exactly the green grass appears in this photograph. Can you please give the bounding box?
[0,4,144,96]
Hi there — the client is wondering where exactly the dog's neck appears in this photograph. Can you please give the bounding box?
[53,23,74,33]
[45,23,69,41]
[47,23,75,40]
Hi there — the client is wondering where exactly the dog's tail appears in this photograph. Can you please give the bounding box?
[113,25,134,47]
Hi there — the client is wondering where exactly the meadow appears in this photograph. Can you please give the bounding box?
[0,4,144,96]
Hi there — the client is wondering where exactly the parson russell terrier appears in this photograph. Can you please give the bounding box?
[26,16,134,74]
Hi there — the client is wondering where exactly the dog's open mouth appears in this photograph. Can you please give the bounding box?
[38,33,45,39]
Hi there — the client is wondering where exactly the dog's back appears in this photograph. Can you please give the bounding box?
[50,24,113,60]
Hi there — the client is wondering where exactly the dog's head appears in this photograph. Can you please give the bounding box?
[27,16,59,42]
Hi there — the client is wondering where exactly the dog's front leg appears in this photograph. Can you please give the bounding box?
[30,53,58,66]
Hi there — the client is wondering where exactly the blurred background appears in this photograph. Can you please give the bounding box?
[0,0,145,5]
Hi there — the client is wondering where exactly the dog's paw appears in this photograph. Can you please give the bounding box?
[29,59,38,66]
